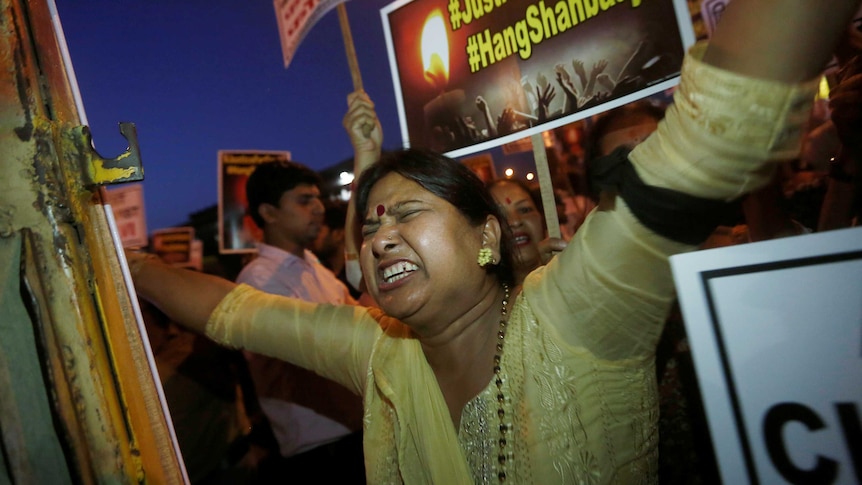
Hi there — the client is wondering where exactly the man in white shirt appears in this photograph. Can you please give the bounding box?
[237,160,364,483]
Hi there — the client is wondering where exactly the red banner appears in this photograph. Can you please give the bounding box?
[274,0,348,67]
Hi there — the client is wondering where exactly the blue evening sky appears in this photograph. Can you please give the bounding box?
[55,0,403,231]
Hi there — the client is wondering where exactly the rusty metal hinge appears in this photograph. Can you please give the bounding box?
[67,122,144,186]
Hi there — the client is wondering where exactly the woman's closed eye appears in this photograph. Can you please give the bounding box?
[396,209,423,222]
[361,222,380,238]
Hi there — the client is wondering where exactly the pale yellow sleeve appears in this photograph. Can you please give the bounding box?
[204,284,379,395]
[524,42,820,360]
[631,42,820,201]
[524,197,691,361]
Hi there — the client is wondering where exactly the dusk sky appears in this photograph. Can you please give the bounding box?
[55,0,404,232]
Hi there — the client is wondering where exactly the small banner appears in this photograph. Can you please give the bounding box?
[151,226,196,268]
[218,149,291,254]
[274,0,349,68]
[381,0,695,158]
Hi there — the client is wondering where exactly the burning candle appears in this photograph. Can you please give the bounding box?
[420,10,465,151]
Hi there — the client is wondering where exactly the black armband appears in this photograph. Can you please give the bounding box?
[591,147,740,245]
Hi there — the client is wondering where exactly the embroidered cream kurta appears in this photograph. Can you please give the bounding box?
[205,43,818,484]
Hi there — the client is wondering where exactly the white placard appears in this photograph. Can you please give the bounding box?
[671,227,862,485]
[104,183,148,248]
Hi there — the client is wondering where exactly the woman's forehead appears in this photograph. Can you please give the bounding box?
[368,172,415,196]
[491,181,531,204]
[365,173,434,211]
[491,180,528,196]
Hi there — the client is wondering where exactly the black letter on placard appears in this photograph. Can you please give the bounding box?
[763,402,838,483]
[837,403,862,482]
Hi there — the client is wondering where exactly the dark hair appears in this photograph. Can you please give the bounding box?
[322,199,348,231]
[246,160,323,229]
[356,149,516,287]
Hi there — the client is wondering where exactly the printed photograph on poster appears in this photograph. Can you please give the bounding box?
[382,0,695,158]
[218,149,291,254]
[151,226,195,267]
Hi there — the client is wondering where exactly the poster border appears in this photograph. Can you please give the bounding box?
[671,226,862,484]
[699,249,862,484]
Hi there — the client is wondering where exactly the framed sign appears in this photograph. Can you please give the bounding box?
[670,227,862,485]
[381,0,695,158]
[218,149,291,254]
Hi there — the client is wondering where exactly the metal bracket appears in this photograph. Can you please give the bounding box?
[74,122,144,186]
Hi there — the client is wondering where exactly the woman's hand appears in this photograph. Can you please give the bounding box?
[537,237,568,265]
[343,90,382,171]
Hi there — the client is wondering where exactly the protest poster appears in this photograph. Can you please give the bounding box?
[151,226,196,267]
[218,149,291,254]
[381,0,695,158]
[104,183,148,248]
[670,227,862,484]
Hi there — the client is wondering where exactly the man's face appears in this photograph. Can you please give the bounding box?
[263,183,325,250]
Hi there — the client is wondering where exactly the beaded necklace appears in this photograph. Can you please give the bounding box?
[494,284,511,482]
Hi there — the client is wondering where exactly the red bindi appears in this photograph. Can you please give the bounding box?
[505,197,511,205]
[376,204,385,217]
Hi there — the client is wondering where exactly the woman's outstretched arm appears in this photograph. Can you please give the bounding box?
[127,251,236,334]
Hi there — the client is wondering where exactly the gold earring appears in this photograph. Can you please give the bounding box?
[477,247,493,267]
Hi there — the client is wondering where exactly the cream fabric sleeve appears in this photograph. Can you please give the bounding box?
[524,197,691,361]
[524,41,820,361]
[204,284,380,396]
[631,43,821,201]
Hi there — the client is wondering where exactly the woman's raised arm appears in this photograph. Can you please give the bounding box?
[703,0,860,82]
[342,90,382,291]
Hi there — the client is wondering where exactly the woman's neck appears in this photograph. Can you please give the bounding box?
[419,283,515,427]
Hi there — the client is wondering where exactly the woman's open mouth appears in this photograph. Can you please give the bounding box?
[379,261,419,288]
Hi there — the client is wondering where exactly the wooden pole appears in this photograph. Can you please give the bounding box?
[337,4,363,92]
[337,3,373,138]
[531,133,561,239]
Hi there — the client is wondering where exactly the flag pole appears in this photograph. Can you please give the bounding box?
[337,4,363,92]
[531,133,561,239]
[337,3,373,138]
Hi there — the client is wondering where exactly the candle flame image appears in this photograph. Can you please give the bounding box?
[421,11,449,90]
